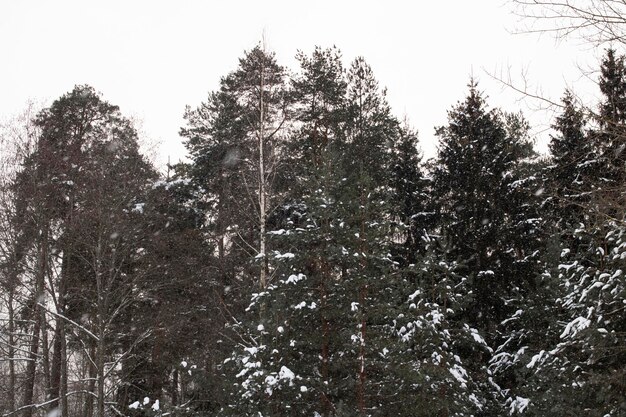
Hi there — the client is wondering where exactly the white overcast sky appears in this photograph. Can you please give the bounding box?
[0,0,604,167]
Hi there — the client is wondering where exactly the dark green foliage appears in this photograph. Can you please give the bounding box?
[594,49,626,212]
[178,44,290,290]
[598,49,626,127]
[546,89,589,236]
[518,49,626,417]
[388,126,432,264]
[5,44,626,417]
[433,82,537,330]
[115,181,217,413]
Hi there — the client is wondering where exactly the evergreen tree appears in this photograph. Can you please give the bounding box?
[178,47,292,412]
[286,46,347,182]
[549,90,588,194]
[432,82,550,415]
[598,49,626,129]
[545,89,591,250]
[386,240,498,416]
[115,180,216,415]
[225,52,442,416]
[12,85,160,417]
[433,81,536,331]
[388,125,432,265]
[519,49,626,417]
[594,48,626,213]
[180,44,290,290]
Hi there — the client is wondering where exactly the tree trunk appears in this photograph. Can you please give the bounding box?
[51,251,69,417]
[60,322,68,417]
[40,307,51,397]
[7,291,16,412]
[96,333,105,417]
[22,227,48,417]
[22,307,41,417]
[258,56,267,291]
[357,189,368,415]
[49,317,63,410]
[95,236,106,417]
[319,259,331,417]
[49,310,68,416]
[171,369,179,406]
[357,285,367,415]
[84,344,97,417]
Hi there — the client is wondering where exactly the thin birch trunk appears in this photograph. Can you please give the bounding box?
[258,50,267,291]
[85,344,96,417]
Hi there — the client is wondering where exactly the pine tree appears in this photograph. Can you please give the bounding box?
[225,52,445,416]
[179,45,290,295]
[115,179,216,415]
[286,46,347,181]
[10,85,159,417]
[386,240,497,416]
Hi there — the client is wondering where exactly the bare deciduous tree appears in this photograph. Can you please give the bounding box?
[512,0,626,45]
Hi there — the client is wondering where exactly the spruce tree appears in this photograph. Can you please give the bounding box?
[520,48,626,417]
[388,125,432,265]
[549,90,588,194]
[595,48,626,212]
[432,82,549,415]
[433,81,536,331]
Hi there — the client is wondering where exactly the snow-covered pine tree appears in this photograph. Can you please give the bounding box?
[519,224,626,417]
[498,94,592,415]
[386,238,498,416]
[225,52,453,416]
[177,45,292,414]
[221,46,351,416]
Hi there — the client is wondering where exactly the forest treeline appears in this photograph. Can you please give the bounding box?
[0,44,624,417]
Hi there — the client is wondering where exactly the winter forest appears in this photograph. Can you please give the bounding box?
[0,2,625,417]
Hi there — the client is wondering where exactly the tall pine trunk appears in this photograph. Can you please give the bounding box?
[60,322,68,417]
[171,369,179,406]
[95,236,106,417]
[357,189,368,415]
[49,277,68,417]
[50,319,63,409]
[96,332,105,417]
[40,306,51,399]
[22,226,48,417]
[7,290,16,412]
[21,312,41,417]
[319,260,332,417]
